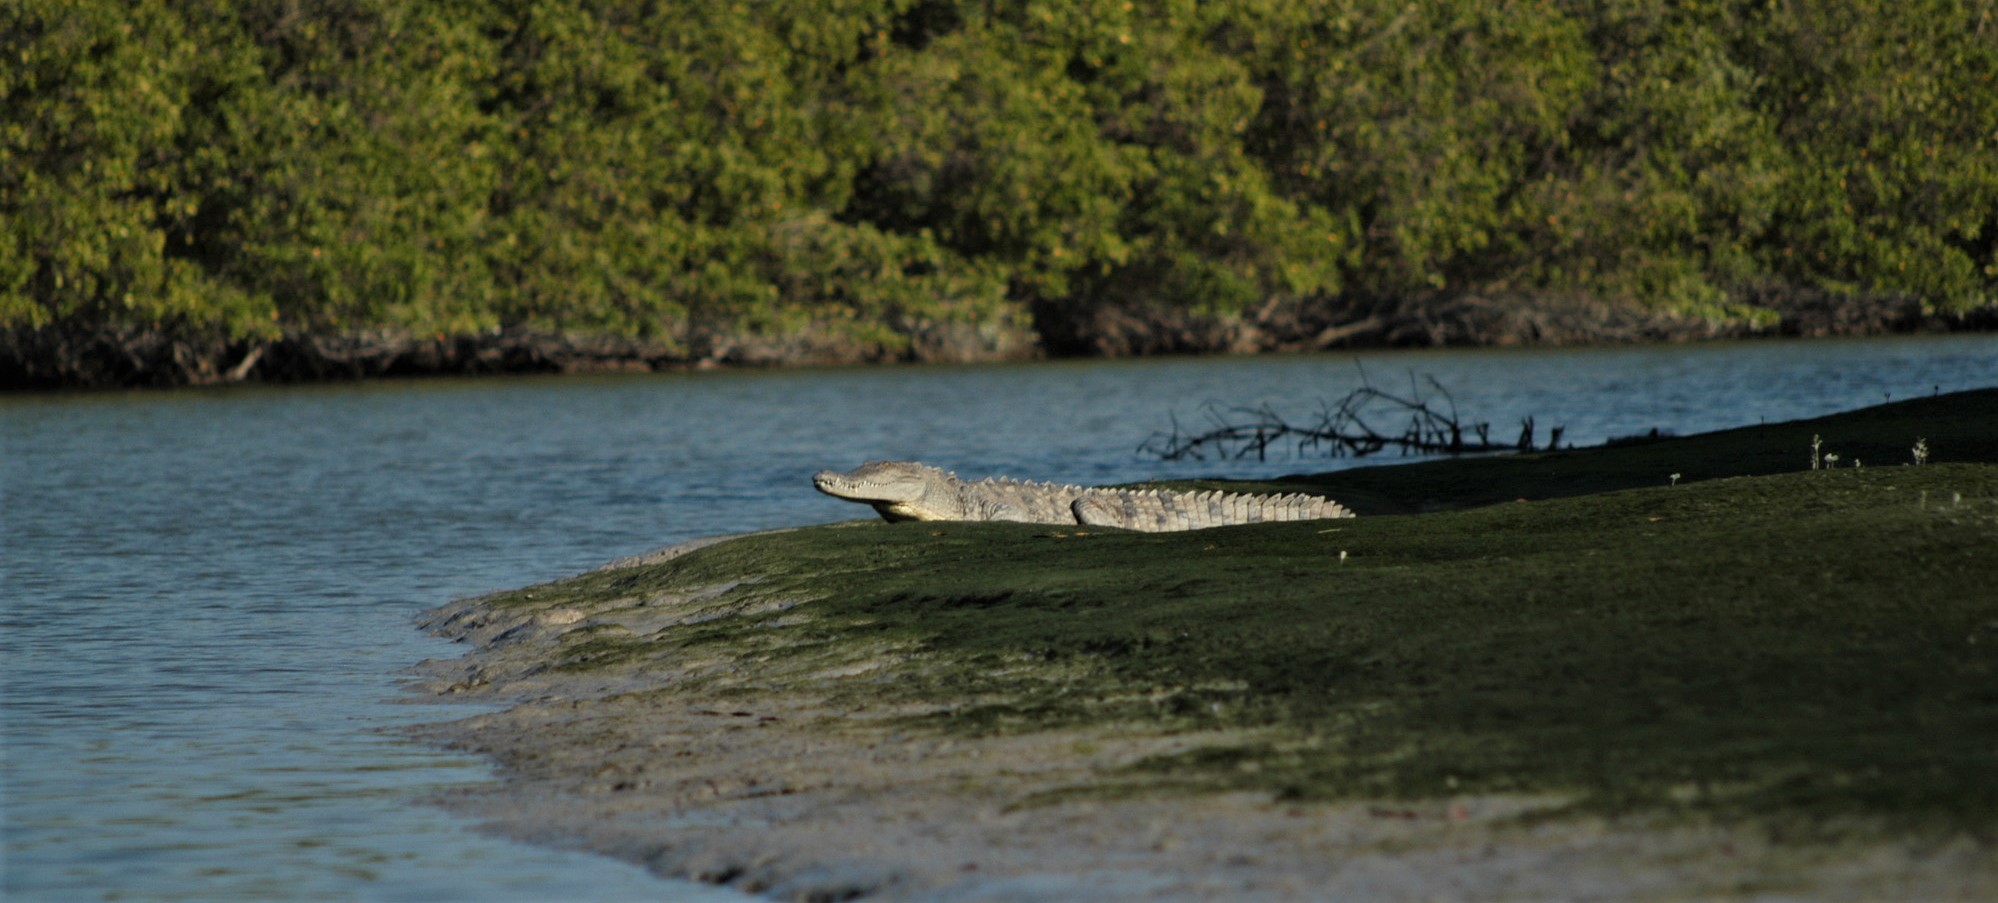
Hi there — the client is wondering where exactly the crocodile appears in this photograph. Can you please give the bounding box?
[812,461,1354,532]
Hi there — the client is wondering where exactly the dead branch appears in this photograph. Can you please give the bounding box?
[1140,375,1561,461]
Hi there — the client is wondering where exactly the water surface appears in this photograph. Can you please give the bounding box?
[5,336,1995,900]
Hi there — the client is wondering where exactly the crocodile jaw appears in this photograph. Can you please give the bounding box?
[814,462,953,522]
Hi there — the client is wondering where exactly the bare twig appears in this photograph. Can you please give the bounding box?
[1140,375,1558,461]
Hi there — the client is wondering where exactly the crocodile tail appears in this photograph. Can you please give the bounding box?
[1071,490,1180,531]
[1071,489,1354,532]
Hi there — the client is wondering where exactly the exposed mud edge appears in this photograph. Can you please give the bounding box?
[411,530,800,700]
[403,528,1996,903]
[587,529,802,573]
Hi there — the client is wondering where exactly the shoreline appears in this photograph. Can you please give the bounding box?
[9,298,1995,391]
[407,392,1998,900]
[409,566,1993,902]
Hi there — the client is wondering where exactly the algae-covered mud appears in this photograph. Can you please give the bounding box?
[414,390,1998,901]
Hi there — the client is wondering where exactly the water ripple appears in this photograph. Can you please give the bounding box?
[4,336,1994,900]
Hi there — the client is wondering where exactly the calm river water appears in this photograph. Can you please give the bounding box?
[5,336,1996,901]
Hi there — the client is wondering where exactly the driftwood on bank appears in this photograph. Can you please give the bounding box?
[1142,376,1563,461]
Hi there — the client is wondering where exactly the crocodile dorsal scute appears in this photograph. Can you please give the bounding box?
[813,461,1354,532]
[1070,488,1350,532]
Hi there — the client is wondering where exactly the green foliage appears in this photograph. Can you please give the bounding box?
[0,2,212,329]
[4,0,1994,350]
[1235,0,1598,295]
[1745,0,1998,312]
[186,0,503,336]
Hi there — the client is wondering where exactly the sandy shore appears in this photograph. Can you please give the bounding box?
[406,534,1997,902]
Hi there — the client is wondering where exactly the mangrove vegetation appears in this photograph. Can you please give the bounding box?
[5,0,1997,385]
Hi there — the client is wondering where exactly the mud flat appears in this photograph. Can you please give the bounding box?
[411,390,1998,901]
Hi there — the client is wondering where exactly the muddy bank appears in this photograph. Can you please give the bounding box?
[9,291,1994,390]
[409,392,1998,901]
[410,595,1988,902]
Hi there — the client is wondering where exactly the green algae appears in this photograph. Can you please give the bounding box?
[481,390,1998,832]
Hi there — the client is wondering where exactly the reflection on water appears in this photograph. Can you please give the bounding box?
[4,335,1995,900]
